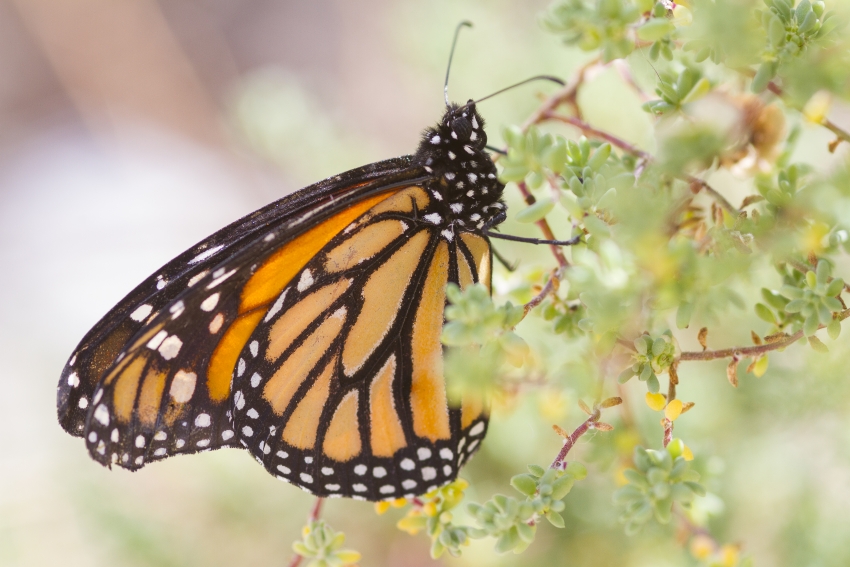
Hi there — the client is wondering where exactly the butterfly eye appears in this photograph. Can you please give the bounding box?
[451,116,472,140]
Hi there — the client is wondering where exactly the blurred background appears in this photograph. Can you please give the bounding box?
[3,0,850,566]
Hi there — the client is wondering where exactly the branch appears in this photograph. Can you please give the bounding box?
[522,268,563,318]
[545,113,739,215]
[678,308,850,362]
[550,397,621,469]
[766,81,850,145]
[550,410,599,469]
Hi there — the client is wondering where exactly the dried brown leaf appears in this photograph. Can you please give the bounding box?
[578,399,592,415]
[698,327,708,350]
[740,195,765,208]
[727,358,739,387]
[751,330,762,345]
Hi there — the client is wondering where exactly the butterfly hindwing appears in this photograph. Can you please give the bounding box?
[232,187,492,499]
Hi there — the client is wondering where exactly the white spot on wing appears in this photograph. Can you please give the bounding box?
[297,269,314,292]
[424,213,442,224]
[207,268,237,289]
[158,335,183,360]
[130,304,153,322]
[264,290,288,322]
[147,330,168,350]
[93,404,109,426]
[170,370,197,403]
[200,293,220,312]
[195,414,211,427]
[189,245,224,264]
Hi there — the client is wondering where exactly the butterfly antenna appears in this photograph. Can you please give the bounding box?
[445,21,473,108]
[458,75,565,113]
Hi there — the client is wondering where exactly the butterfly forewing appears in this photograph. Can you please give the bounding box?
[61,159,425,465]
[233,187,491,500]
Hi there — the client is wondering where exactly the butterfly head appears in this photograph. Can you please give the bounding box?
[413,101,506,234]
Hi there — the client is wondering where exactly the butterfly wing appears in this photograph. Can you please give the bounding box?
[59,157,426,467]
[232,186,492,500]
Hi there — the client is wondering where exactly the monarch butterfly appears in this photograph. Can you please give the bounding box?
[57,25,570,502]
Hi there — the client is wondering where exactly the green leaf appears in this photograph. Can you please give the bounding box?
[755,303,778,324]
[825,278,845,297]
[638,19,677,42]
[510,474,539,497]
[647,372,660,393]
[551,475,576,499]
[587,143,612,171]
[828,319,842,340]
[527,464,546,477]
[752,61,778,93]
[545,510,566,528]
[566,461,588,480]
[515,198,555,223]
[804,313,820,336]
[808,335,829,352]
[676,302,695,329]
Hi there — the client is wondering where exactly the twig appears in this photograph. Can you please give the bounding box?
[550,409,600,469]
[766,81,850,145]
[521,57,603,131]
[545,113,651,160]
[545,113,739,215]
[522,268,563,318]
[678,308,850,362]
[286,497,325,567]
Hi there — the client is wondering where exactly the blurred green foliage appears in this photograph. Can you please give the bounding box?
[229,0,850,565]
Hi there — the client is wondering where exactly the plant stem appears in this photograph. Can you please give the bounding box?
[678,308,850,362]
[522,269,563,318]
[545,113,739,214]
[287,497,325,567]
[551,410,599,469]
[766,81,850,144]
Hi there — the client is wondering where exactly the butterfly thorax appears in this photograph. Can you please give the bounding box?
[413,101,506,238]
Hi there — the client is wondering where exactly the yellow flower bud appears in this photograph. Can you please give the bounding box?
[683,445,694,461]
[374,501,391,515]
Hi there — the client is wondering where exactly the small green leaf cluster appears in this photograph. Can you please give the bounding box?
[541,294,587,337]
[753,0,838,92]
[501,128,630,238]
[396,481,475,559]
[755,164,812,212]
[614,442,705,535]
[642,68,712,116]
[779,261,844,337]
[618,332,675,393]
[291,521,361,567]
[541,0,646,61]
[442,283,527,365]
[468,462,588,554]
[638,3,692,61]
